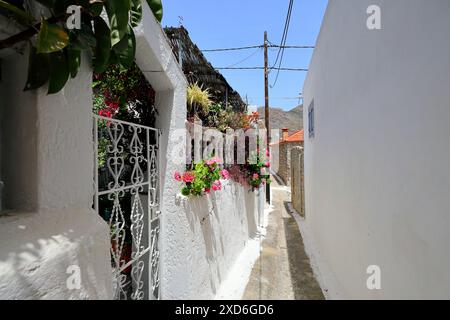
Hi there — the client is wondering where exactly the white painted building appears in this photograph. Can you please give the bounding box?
[0,3,262,299]
[302,0,450,299]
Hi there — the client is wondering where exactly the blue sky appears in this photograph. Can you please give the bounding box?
[162,0,328,111]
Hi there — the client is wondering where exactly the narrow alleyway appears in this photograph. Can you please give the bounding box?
[243,176,324,300]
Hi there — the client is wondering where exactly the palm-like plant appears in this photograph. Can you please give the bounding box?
[187,82,212,116]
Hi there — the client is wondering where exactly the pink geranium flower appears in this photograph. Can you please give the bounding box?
[212,180,222,191]
[212,156,221,163]
[265,162,271,168]
[266,149,270,157]
[205,156,222,166]
[252,173,259,180]
[183,172,195,183]
[173,171,182,181]
[220,169,230,179]
[204,188,211,194]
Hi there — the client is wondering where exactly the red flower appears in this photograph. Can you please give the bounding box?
[220,169,230,179]
[212,180,222,191]
[265,162,271,168]
[206,156,221,166]
[105,100,120,110]
[182,172,195,183]
[173,171,182,181]
[99,109,112,118]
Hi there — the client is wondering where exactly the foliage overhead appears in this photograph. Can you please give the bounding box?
[93,62,157,127]
[0,0,163,94]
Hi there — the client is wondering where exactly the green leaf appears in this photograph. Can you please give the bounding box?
[112,25,136,69]
[105,0,131,46]
[0,0,34,25]
[54,0,75,14]
[67,48,81,78]
[34,0,55,8]
[146,0,163,22]
[72,21,97,50]
[24,46,49,91]
[181,187,190,196]
[89,1,104,16]
[47,51,70,94]
[130,0,142,27]
[107,50,120,65]
[93,17,111,73]
[37,19,69,53]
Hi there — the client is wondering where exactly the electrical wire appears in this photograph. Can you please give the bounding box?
[201,44,314,52]
[269,0,294,71]
[201,45,263,52]
[215,66,307,71]
[225,47,262,68]
[270,45,314,49]
[270,0,294,88]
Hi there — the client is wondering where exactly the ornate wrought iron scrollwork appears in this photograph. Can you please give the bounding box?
[94,115,161,300]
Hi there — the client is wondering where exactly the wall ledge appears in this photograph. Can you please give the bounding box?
[0,208,113,299]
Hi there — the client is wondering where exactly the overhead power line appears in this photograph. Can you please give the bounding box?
[214,66,307,71]
[270,45,315,49]
[225,47,262,68]
[201,44,314,52]
[201,45,263,52]
[271,0,294,88]
[270,0,294,72]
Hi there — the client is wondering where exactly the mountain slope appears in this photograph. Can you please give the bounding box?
[258,105,303,134]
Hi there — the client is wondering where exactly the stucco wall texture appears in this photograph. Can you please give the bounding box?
[303,0,450,299]
[0,50,113,299]
[0,2,261,300]
[0,3,189,300]
[165,181,261,299]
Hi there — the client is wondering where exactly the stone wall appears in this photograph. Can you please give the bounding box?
[291,147,305,216]
[277,142,302,185]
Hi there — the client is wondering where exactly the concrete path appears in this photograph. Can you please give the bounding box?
[242,177,324,300]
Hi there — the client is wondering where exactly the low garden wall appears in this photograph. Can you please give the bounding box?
[161,180,263,299]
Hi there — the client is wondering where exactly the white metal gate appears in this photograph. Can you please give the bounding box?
[93,115,161,300]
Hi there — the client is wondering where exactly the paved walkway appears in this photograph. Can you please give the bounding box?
[243,176,324,300]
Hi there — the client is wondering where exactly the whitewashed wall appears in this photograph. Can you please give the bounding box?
[0,2,260,299]
[164,181,261,299]
[303,0,450,299]
[0,3,187,300]
[0,49,113,299]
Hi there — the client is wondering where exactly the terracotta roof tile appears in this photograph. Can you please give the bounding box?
[271,129,304,145]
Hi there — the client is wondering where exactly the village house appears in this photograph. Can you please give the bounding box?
[272,129,304,185]
[301,0,450,299]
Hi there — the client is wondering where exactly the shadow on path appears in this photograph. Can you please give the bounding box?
[283,201,324,300]
[242,177,324,300]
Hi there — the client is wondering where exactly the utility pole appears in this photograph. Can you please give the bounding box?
[264,31,271,203]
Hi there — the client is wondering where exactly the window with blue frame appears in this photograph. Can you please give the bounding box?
[308,100,315,138]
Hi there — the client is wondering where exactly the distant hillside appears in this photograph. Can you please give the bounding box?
[258,105,303,134]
